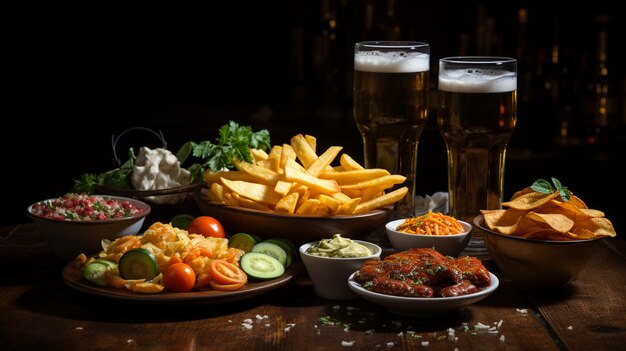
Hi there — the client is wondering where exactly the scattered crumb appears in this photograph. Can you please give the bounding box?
[500,335,506,342]
[386,342,395,347]
[74,327,83,331]
[341,341,355,347]
[365,329,375,334]
[126,339,134,344]
[228,320,232,323]
[497,319,504,328]
[474,322,490,330]
[567,326,573,331]
[243,319,253,324]
[344,326,350,332]
[421,341,429,347]
[407,330,415,335]
[397,332,403,336]
[332,305,341,310]
[516,308,528,314]
[265,324,270,327]
[454,348,459,351]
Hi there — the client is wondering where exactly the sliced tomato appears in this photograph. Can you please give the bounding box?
[210,279,247,291]
[209,259,247,285]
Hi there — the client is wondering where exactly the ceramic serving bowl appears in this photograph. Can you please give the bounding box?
[194,189,392,245]
[299,240,382,300]
[385,218,472,256]
[27,195,150,261]
[474,215,605,290]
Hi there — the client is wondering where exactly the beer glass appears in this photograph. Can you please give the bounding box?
[437,57,517,226]
[353,41,430,218]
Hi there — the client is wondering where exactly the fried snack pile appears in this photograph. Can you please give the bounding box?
[201,134,408,215]
[396,212,464,235]
[481,184,616,241]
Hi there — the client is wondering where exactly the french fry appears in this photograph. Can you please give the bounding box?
[331,192,352,204]
[250,148,269,163]
[318,194,341,213]
[290,134,318,168]
[305,146,343,177]
[257,158,279,171]
[210,182,225,202]
[361,186,384,202]
[296,199,321,215]
[233,159,281,185]
[304,134,317,152]
[223,192,239,206]
[232,193,273,212]
[275,192,300,214]
[284,159,341,194]
[204,170,257,184]
[342,188,362,198]
[268,145,283,159]
[340,153,365,170]
[279,144,297,172]
[274,180,293,196]
[221,178,282,205]
[354,187,408,214]
[336,198,361,215]
[341,175,406,190]
[319,168,390,184]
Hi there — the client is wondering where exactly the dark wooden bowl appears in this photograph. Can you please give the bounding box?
[194,188,392,245]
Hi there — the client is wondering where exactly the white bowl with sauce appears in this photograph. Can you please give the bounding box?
[385,218,472,256]
[299,237,382,300]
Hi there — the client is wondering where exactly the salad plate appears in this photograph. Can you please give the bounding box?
[62,259,302,303]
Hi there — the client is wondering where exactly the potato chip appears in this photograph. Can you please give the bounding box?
[526,212,574,233]
[500,191,559,210]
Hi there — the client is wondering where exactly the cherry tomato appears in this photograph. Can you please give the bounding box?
[187,216,226,238]
[209,259,248,285]
[163,263,196,292]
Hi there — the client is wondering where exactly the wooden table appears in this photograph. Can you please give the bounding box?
[1,224,624,351]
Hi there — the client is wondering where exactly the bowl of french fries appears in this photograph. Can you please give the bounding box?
[194,134,408,244]
[475,178,617,290]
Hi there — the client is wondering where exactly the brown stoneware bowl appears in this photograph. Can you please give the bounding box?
[474,215,605,290]
[194,188,392,245]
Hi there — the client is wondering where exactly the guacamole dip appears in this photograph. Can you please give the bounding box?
[306,234,372,258]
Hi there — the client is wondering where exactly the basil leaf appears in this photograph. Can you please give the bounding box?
[551,177,563,191]
[531,179,554,194]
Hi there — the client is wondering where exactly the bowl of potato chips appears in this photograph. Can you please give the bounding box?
[475,178,616,290]
[194,133,408,244]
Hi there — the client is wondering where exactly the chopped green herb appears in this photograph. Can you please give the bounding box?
[319,316,342,326]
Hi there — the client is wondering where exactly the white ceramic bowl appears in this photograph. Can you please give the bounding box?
[385,218,472,256]
[299,240,382,300]
[27,195,150,261]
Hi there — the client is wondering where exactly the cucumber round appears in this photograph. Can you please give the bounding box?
[171,214,195,230]
[251,242,288,267]
[229,233,258,253]
[118,248,159,280]
[83,260,117,286]
[240,252,285,280]
[263,239,293,267]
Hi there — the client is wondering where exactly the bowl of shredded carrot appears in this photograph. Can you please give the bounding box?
[385,212,472,256]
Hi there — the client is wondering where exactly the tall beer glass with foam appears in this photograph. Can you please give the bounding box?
[353,42,430,218]
[438,57,517,238]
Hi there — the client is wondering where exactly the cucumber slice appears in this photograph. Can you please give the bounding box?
[251,242,288,267]
[263,239,293,267]
[118,248,159,280]
[240,252,285,280]
[171,214,195,230]
[229,233,257,253]
[83,261,117,286]
[250,234,263,243]
[271,238,296,257]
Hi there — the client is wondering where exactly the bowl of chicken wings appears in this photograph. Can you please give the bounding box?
[347,248,498,316]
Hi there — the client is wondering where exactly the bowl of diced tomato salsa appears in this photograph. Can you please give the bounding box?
[27,193,150,261]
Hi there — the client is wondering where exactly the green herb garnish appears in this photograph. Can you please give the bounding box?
[319,316,342,326]
[531,177,571,202]
[191,121,270,173]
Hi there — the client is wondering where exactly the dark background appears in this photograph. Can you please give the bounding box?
[6,1,625,236]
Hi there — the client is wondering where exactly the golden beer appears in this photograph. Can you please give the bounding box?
[354,43,429,217]
[438,60,517,223]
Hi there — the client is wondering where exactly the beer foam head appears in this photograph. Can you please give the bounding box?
[439,69,517,93]
[355,51,429,73]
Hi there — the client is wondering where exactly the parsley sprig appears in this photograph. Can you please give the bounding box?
[531,177,571,202]
[190,121,271,175]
